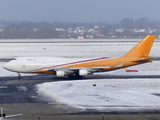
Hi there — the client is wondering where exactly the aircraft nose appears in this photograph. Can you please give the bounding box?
[3,62,13,71]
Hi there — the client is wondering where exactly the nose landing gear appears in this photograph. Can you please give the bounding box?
[18,73,21,79]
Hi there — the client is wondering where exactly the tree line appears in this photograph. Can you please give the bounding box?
[0,17,159,39]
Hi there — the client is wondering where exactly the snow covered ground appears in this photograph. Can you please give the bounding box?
[0,39,160,112]
[36,79,160,112]
[0,39,159,58]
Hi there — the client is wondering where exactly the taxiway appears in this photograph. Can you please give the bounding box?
[0,75,160,120]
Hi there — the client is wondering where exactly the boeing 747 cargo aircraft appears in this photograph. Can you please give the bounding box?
[3,35,156,79]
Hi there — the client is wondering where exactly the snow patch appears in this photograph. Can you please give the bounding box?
[36,79,160,111]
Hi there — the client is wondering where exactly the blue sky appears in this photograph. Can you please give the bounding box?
[0,0,159,22]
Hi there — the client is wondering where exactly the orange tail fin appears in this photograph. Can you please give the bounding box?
[123,35,156,57]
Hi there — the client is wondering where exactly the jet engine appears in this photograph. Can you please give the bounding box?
[56,71,65,77]
[79,69,90,76]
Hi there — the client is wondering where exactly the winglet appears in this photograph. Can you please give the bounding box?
[123,35,156,57]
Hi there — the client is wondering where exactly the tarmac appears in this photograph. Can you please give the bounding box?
[0,75,160,120]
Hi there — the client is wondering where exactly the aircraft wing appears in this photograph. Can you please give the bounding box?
[5,114,22,118]
[70,63,124,71]
[48,63,124,76]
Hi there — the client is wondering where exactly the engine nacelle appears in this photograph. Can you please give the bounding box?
[56,71,65,77]
[79,69,89,76]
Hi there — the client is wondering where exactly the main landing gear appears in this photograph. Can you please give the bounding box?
[17,73,21,79]
[68,73,83,79]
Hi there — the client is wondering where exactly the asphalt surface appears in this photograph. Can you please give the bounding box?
[1,75,160,120]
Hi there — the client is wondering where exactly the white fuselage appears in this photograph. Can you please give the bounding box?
[3,57,89,73]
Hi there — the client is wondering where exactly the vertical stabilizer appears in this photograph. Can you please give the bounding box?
[123,35,156,57]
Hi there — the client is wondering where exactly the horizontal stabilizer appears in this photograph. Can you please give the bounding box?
[132,58,152,62]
